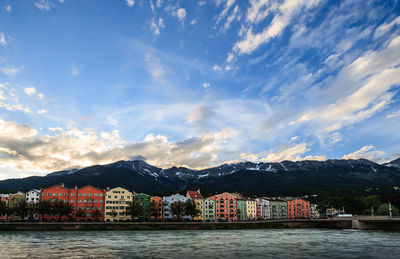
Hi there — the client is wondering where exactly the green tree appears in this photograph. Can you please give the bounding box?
[126,202,143,221]
[184,199,199,219]
[0,201,8,218]
[14,200,29,220]
[376,203,399,216]
[170,201,185,221]
[362,195,381,211]
[37,200,52,220]
[76,208,86,220]
[27,203,38,221]
[53,200,73,221]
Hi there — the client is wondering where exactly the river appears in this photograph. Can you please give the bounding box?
[1,229,399,258]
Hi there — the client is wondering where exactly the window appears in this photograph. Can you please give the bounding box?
[94,193,98,197]
[84,193,87,197]
[42,193,45,196]
[89,193,92,197]
[53,193,56,196]
[100,194,103,197]
[78,193,82,197]
[71,193,75,197]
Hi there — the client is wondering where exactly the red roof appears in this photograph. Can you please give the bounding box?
[187,190,203,199]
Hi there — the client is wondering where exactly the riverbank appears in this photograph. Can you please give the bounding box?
[0,219,353,231]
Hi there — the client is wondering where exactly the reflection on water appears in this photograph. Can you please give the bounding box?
[1,229,400,258]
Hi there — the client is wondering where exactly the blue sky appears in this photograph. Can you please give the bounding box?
[0,0,400,179]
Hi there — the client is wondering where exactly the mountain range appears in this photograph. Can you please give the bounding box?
[1,158,400,196]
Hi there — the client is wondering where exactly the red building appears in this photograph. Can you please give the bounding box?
[287,198,310,219]
[150,196,163,221]
[256,200,262,220]
[40,184,106,221]
[0,194,8,221]
[210,192,237,222]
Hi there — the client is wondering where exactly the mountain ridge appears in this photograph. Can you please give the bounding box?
[0,158,399,195]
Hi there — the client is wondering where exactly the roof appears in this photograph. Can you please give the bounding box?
[187,190,204,199]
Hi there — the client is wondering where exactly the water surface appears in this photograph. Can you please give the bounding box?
[1,229,399,258]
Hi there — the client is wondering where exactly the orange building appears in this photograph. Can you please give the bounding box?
[210,193,237,222]
[150,196,163,221]
[40,184,106,221]
[287,198,310,219]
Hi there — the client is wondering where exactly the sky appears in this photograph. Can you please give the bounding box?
[0,0,400,179]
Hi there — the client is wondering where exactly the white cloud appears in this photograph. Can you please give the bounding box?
[387,110,400,119]
[0,67,18,76]
[177,8,187,21]
[374,16,400,39]
[233,0,321,55]
[5,5,11,12]
[202,82,210,89]
[213,65,222,71]
[38,93,45,100]
[198,0,206,7]
[215,0,236,25]
[295,35,400,136]
[342,145,385,162]
[35,0,51,11]
[0,33,6,46]
[24,87,37,96]
[126,0,135,7]
[190,19,198,25]
[37,109,48,114]
[144,53,166,82]
[151,18,165,36]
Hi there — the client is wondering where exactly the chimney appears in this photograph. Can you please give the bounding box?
[197,188,201,194]
[75,186,78,190]
[107,187,110,191]
[60,183,64,188]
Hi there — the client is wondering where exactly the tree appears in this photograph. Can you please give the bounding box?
[53,200,73,221]
[126,202,142,221]
[37,200,52,221]
[376,203,400,216]
[170,201,185,221]
[27,202,38,221]
[92,208,102,221]
[0,201,8,218]
[184,199,199,220]
[14,200,29,220]
[362,195,381,211]
[76,208,86,220]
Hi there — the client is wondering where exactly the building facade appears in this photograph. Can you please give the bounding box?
[41,184,106,221]
[186,190,204,221]
[310,204,320,219]
[255,198,270,219]
[203,198,216,222]
[236,200,247,221]
[287,198,310,219]
[163,194,190,221]
[267,198,288,219]
[105,187,133,222]
[150,196,163,221]
[246,200,257,220]
[210,193,237,222]
[0,194,8,221]
[133,193,151,221]
[8,192,26,221]
[25,189,40,221]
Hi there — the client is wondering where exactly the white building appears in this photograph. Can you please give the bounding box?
[163,194,191,221]
[25,189,40,221]
[256,198,271,219]
[310,204,320,219]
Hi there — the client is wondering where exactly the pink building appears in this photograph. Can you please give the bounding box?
[287,198,310,219]
[210,193,237,222]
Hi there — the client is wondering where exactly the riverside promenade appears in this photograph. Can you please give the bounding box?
[1,217,399,231]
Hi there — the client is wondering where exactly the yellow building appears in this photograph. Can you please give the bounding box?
[186,190,204,221]
[105,187,133,222]
[8,191,26,220]
[246,200,257,220]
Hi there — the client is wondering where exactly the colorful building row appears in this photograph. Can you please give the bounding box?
[0,184,315,222]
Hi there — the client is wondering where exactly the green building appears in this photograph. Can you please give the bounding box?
[236,200,247,221]
[203,198,215,222]
[267,198,288,219]
[133,193,151,221]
